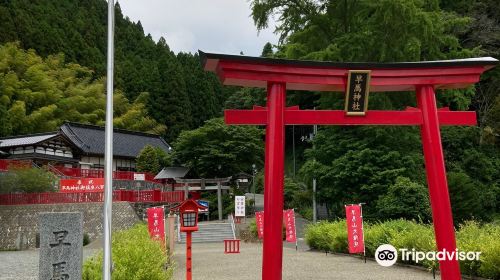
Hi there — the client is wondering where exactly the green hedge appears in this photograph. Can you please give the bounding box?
[305,219,500,279]
[247,218,286,240]
[83,224,173,280]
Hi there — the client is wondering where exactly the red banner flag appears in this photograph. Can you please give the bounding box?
[255,211,264,239]
[283,209,297,243]
[147,207,165,245]
[59,178,104,193]
[345,204,365,254]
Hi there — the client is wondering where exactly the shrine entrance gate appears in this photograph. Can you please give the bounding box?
[201,52,498,280]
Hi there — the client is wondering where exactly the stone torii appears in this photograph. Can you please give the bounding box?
[201,51,498,280]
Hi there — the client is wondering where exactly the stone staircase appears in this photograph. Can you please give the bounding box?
[178,222,235,243]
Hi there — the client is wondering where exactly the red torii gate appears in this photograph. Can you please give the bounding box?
[201,51,498,280]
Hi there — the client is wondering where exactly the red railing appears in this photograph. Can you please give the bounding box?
[0,190,184,205]
[53,166,160,183]
[224,239,241,254]
[0,159,32,171]
[161,191,185,202]
[0,160,7,171]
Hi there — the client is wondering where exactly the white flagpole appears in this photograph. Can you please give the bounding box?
[359,203,366,263]
[103,0,115,279]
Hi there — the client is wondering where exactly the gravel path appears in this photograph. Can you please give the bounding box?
[0,247,100,280]
[173,242,440,280]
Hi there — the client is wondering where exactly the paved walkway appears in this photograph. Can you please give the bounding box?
[172,242,440,280]
[0,247,99,280]
[0,241,441,279]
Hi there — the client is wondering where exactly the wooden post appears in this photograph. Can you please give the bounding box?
[217,183,222,221]
[167,212,176,256]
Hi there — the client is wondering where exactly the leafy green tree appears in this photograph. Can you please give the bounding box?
[177,52,224,129]
[251,0,499,222]
[0,1,231,140]
[173,118,264,178]
[135,145,171,174]
[225,87,267,110]
[261,42,274,57]
[113,92,166,135]
[299,126,425,219]
[251,0,474,61]
[0,167,57,193]
[447,172,498,222]
[376,177,431,221]
[0,42,165,135]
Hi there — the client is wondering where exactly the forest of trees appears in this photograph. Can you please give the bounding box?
[0,0,498,222]
[249,0,499,222]
[0,0,229,141]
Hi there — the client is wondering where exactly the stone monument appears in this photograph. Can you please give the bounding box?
[39,212,83,280]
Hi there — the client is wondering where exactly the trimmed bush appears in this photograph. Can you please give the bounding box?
[83,224,173,280]
[0,167,57,193]
[305,219,500,279]
[457,221,500,279]
[246,217,286,241]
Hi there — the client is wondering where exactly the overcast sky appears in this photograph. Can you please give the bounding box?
[117,0,278,56]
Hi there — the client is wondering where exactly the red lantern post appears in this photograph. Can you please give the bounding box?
[172,199,207,280]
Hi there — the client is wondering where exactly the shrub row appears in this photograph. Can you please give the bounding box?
[83,223,173,280]
[305,219,500,279]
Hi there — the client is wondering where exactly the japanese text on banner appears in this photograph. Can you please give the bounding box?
[147,207,165,246]
[283,209,297,243]
[345,204,365,254]
[255,211,264,239]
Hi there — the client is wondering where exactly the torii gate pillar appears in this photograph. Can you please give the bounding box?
[263,82,286,279]
[417,85,460,276]
[201,51,498,280]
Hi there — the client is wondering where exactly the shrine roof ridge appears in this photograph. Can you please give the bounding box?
[200,50,498,70]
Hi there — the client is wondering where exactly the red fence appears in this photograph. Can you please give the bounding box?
[0,190,184,205]
[0,160,6,171]
[53,166,160,183]
[0,159,32,171]
[224,239,241,254]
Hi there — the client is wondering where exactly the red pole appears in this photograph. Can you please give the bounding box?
[417,85,461,280]
[186,231,192,280]
[262,82,286,280]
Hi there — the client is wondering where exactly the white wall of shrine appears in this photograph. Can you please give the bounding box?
[80,156,136,171]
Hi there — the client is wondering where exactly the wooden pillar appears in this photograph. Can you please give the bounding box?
[217,183,223,221]
[262,82,286,280]
[167,212,176,256]
[184,183,189,200]
[417,85,461,280]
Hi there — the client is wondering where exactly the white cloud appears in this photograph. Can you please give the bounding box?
[117,0,278,56]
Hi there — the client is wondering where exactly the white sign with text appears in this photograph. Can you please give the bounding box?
[235,196,246,217]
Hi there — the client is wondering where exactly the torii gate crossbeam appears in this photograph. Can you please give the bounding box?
[201,51,498,280]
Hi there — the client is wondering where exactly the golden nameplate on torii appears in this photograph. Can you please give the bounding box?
[345,70,372,116]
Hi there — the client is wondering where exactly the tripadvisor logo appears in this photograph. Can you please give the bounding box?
[375,244,398,267]
[375,244,482,267]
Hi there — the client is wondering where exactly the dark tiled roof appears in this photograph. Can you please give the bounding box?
[60,122,171,158]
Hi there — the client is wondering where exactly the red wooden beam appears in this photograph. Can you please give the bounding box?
[202,52,497,92]
[224,109,476,126]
